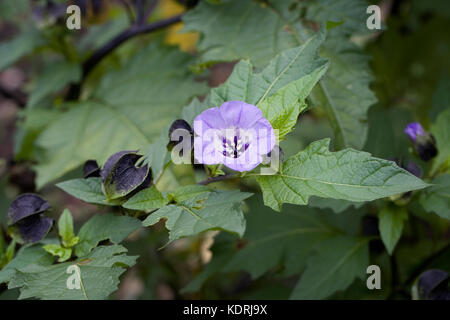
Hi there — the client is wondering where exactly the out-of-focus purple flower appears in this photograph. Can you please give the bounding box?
[193,101,276,172]
[404,122,425,142]
[404,122,438,161]
[7,194,53,244]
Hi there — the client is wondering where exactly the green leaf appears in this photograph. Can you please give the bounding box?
[290,236,369,299]
[0,27,45,71]
[257,62,329,139]
[430,109,450,175]
[0,244,54,284]
[142,129,171,180]
[58,209,79,248]
[142,188,252,244]
[34,43,207,188]
[42,244,72,262]
[4,240,15,265]
[217,205,334,279]
[8,245,137,300]
[182,0,299,68]
[14,108,62,161]
[378,205,408,255]
[183,195,363,293]
[122,186,168,212]
[304,0,371,36]
[257,139,429,211]
[308,197,363,214]
[57,178,111,206]
[27,61,81,108]
[419,174,450,220]
[74,214,141,257]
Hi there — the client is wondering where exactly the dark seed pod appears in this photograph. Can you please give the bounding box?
[167,119,194,152]
[7,194,53,244]
[83,160,101,178]
[101,150,136,183]
[418,269,450,300]
[15,215,54,244]
[7,194,50,225]
[101,151,151,200]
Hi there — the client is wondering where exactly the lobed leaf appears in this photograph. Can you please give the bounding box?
[74,214,141,257]
[257,139,429,211]
[143,188,252,244]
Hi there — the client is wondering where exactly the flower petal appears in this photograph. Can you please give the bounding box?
[254,118,276,155]
[193,107,226,135]
[219,101,263,128]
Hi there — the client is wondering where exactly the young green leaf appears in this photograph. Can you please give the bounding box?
[378,205,408,255]
[257,139,429,211]
[143,188,252,244]
[58,209,79,248]
[42,244,72,262]
[257,62,329,140]
[74,214,141,257]
[290,236,369,299]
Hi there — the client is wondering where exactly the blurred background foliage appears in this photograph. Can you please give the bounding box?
[0,0,449,299]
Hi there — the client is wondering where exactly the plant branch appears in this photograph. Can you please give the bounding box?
[66,13,182,100]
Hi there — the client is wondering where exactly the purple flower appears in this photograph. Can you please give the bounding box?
[404,122,438,161]
[404,122,425,142]
[193,101,276,172]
